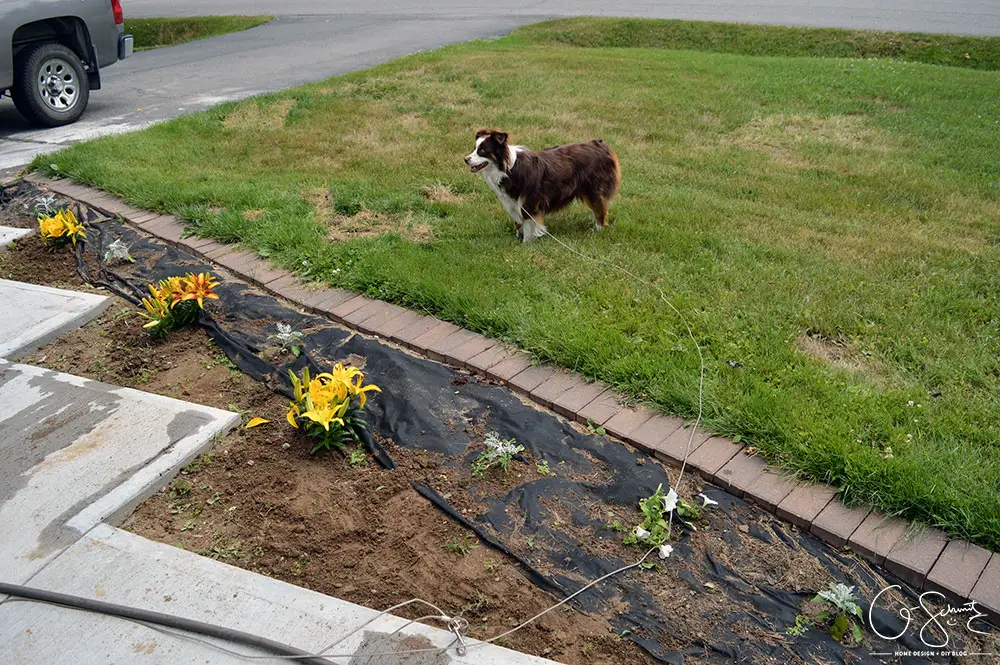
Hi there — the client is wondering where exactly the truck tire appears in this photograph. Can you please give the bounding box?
[12,42,90,127]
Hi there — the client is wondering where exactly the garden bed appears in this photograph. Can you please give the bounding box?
[3,180,996,665]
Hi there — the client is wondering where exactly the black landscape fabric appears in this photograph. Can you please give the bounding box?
[10,181,989,665]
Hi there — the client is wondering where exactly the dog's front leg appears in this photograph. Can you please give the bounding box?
[520,213,545,243]
[508,209,525,242]
[519,216,534,243]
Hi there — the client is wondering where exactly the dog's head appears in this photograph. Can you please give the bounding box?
[465,129,510,174]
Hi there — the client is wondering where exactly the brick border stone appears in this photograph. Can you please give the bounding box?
[810,501,871,549]
[926,540,991,601]
[27,173,1000,619]
[744,468,799,513]
[848,512,909,568]
[776,483,836,530]
[885,527,948,589]
[715,450,768,498]
[971,555,1000,624]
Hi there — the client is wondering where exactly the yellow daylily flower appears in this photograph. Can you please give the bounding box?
[329,363,363,390]
[301,405,345,431]
[59,209,86,245]
[309,376,347,405]
[38,209,86,245]
[38,214,67,239]
[356,383,381,408]
[288,368,306,402]
[149,277,183,308]
[140,291,170,328]
[286,403,301,429]
[285,363,379,451]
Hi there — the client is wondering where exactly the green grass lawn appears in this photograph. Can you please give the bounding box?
[127,16,272,51]
[36,19,1000,549]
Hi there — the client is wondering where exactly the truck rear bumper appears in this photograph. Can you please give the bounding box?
[119,34,134,60]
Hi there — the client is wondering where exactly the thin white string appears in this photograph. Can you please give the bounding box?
[6,547,658,662]
[533,222,706,540]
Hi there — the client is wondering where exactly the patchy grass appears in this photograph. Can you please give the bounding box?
[223,98,296,130]
[35,20,1000,550]
[127,16,272,51]
[513,17,1000,71]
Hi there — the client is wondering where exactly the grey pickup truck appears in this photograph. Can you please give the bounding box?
[1,1,133,127]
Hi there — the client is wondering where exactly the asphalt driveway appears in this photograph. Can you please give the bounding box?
[0,13,539,172]
[1,0,997,174]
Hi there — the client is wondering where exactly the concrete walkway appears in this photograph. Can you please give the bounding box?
[0,359,240,585]
[2,523,555,664]
[0,279,111,359]
[0,226,32,249]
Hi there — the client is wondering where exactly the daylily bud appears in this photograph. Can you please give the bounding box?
[658,544,673,559]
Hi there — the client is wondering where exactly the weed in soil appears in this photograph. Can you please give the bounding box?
[444,533,480,556]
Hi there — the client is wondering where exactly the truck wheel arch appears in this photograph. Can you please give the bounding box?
[11,17,97,86]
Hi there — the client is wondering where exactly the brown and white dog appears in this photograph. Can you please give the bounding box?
[464,129,621,242]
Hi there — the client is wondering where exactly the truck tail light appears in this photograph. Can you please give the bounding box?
[111,0,124,25]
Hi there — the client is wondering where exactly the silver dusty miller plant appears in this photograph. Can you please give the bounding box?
[267,323,305,358]
[33,194,58,217]
[788,582,864,644]
[103,238,134,264]
[472,431,524,477]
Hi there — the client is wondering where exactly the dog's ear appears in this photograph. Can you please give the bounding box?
[475,128,491,139]
[492,131,508,145]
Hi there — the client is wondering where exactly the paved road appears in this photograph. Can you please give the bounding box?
[0,13,540,173]
[2,1,997,174]
[124,0,1000,35]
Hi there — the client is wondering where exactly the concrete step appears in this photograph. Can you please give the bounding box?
[0,360,240,584]
[0,278,111,359]
[0,225,32,249]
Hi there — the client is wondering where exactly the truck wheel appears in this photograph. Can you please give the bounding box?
[12,43,90,127]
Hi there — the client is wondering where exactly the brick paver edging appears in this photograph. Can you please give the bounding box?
[27,174,1000,624]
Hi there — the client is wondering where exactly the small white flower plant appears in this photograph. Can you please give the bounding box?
[619,484,718,561]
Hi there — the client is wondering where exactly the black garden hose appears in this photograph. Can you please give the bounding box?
[0,581,335,665]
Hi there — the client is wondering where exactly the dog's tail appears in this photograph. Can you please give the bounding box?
[609,146,621,192]
[594,139,622,193]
